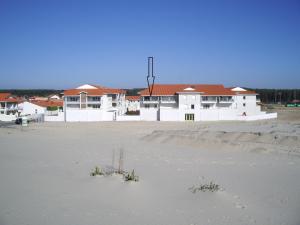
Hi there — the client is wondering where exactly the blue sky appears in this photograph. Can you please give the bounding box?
[0,0,299,89]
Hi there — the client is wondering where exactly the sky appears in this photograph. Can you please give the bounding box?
[0,0,299,89]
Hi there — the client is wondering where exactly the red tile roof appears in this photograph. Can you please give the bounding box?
[64,86,125,96]
[30,100,63,107]
[139,84,250,96]
[126,96,140,101]
[0,93,21,103]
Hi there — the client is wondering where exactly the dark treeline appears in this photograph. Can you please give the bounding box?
[248,88,300,104]
[124,88,145,96]
[0,89,63,97]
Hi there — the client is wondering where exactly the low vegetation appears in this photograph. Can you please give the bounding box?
[90,148,139,182]
[90,166,104,176]
[123,170,139,182]
[189,181,220,193]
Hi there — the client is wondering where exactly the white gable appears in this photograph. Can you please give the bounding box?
[184,87,195,91]
[49,95,60,99]
[76,84,97,89]
[231,87,246,92]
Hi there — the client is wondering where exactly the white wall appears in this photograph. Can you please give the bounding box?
[117,115,141,121]
[45,112,64,122]
[19,102,46,115]
[0,114,17,121]
[160,108,180,121]
[65,109,114,122]
[140,108,158,121]
[237,113,277,121]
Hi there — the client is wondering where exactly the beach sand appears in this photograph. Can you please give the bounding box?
[0,109,300,225]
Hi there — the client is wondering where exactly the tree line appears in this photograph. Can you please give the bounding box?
[248,89,300,104]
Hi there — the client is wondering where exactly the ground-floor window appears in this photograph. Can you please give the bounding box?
[185,113,194,121]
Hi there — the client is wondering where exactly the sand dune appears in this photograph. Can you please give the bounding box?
[0,112,300,225]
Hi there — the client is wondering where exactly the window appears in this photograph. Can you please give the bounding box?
[89,97,100,102]
[112,103,117,107]
[144,104,150,108]
[203,104,210,109]
[185,113,194,121]
[69,97,79,102]
[243,103,246,107]
[243,96,246,100]
[88,104,101,109]
[191,104,194,109]
[154,104,158,108]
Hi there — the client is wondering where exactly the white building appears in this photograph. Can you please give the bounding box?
[139,84,276,121]
[63,84,126,121]
[125,96,140,112]
[19,100,63,115]
[48,94,61,100]
[0,93,20,121]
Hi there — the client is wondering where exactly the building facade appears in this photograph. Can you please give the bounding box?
[63,84,126,121]
[139,84,275,121]
[125,96,140,112]
[0,93,21,121]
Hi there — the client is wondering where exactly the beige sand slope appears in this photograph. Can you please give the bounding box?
[0,110,299,225]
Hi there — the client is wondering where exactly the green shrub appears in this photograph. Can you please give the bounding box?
[189,181,220,193]
[123,169,139,182]
[90,166,104,176]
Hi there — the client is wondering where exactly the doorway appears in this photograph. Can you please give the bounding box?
[185,113,194,121]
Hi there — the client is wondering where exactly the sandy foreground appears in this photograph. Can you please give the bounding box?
[0,110,300,225]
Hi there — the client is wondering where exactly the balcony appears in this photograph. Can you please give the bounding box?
[160,96,177,103]
[142,96,159,104]
[218,98,234,103]
[201,97,217,103]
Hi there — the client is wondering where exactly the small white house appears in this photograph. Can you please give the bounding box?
[139,84,277,121]
[63,84,126,121]
[48,94,61,100]
[125,96,140,112]
[0,93,20,121]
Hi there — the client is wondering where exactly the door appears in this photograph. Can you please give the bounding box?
[185,113,194,121]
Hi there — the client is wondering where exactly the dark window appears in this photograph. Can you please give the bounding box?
[243,103,246,107]
[191,104,194,109]
[243,96,246,100]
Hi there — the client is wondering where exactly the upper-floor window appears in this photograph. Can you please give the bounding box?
[88,96,101,102]
[161,96,176,102]
[203,104,210,109]
[191,104,195,109]
[202,96,216,101]
[143,96,159,101]
[69,97,79,102]
[243,96,246,100]
[243,103,246,107]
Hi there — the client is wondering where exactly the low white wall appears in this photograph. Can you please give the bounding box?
[160,108,179,121]
[65,109,114,121]
[117,115,141,121]
[0,114,17,121]
[198,109,233,121]
[140,108,158,121]
[45,112,64,122]
[237,113,277,121]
